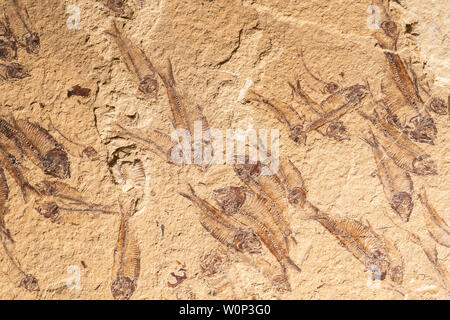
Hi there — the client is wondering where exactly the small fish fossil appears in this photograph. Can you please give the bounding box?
[304,201,403,284]
[359,110,437,176]
[3,0,40,55]
[0,62,29,80]
[361,130,413,222]
[0,138,36,202]
[4,117,71,179]
[213,186,300,273]
[179,184,262,255]
[114,123,177,164]
[105,0,135,19]
[418,188,450,248]
[370,0,399,51]
[105,20,158,96]
[157,58,213,169]
[67,85,91,98]
[0,13,18,61]
[111,198,141,300]
[48,118,98,161]
[1,237,39,292]
[34,180,117,222]
[244,89,306,145]
[277,157,307,207]
[119,160,146,188]
[0,167,12,241]
[387,217,449,292]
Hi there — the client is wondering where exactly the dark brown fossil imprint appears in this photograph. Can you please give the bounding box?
[3,0,40,55]
[0,12,18,61]
[34,180,117,223]
[418,188,450,248]
[105,20,158,96]
[158,58,213,169]
[111,198,141,300]
[213,186,300,273]
[359,110,437,176]
[361,130,413,222]
[0,167,11,242]
[179,184,262,255]
[67,85,91,98]
[0,62,29,80]
[304,201,403,284]
[105,0,135,19]
[168,269,187,288]
[3,117,71,179]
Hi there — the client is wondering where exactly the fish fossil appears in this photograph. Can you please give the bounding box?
[0,167,12,242]
[244,88,306,145]
[179,184,262,255]
[370,0,399,51]
[105,20,158,96]
[302,84,368,134]
[213,186,300,273]
[3,0,40,55]
[381,52,437,145]
[34,180,117,222]
[114,123,177,164]
[158,58,213,169]
[3,117,71,179]
[361,130,413,222]
[418,188,450,248]
[359,110,437,176]
[297,49,340,95]
[111,198,141,300]
[0,12,18,61]
[304,201,403,284]
[0,142,34,200]
[0,62,29,80]
[48,118,98,161]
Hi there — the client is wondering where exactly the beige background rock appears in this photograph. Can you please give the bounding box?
[0,0,448,299]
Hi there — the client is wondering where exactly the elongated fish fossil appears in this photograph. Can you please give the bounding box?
[114,123,177,164]
[105,20,158,96]
[0,167,12,241]
[303,201,403,283]
[245,89,306,145]
[0,13,18,61]
[370,0,399,51]
[359,110,437,176]
[158,58,213,169]
[3,0,39,55]
[418,188,450,248]
[361,130,413,222]
[213,186,300,273]
[179,184,262,255]
[111,198,140,300]
[4,117,71,179]
[34,180,117,222]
